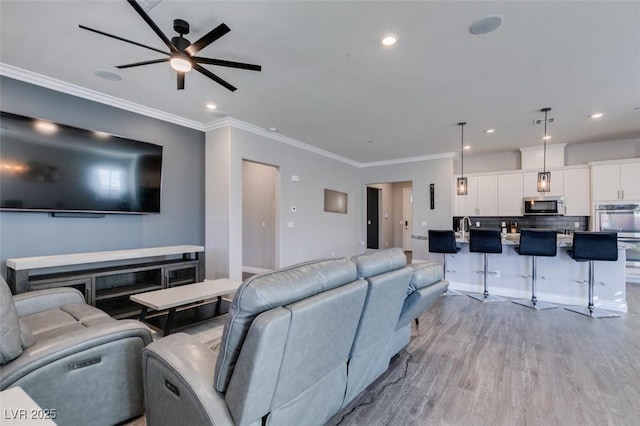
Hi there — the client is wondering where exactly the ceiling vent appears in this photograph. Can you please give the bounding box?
[533,117,555,125]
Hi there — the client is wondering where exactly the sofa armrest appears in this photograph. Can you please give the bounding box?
[143,333,235,426]
[13,287,85,318]
[0,319,152,388]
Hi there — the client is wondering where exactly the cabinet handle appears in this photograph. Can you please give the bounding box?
[621,189,624,199]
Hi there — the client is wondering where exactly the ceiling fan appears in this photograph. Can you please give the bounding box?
[79,0,261,91]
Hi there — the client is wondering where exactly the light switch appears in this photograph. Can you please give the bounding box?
[286,221,295,228]
[421,221,427,227]
[291,175,300,182]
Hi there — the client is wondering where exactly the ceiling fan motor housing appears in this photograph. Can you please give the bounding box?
[173,19,189,35]
[172,36,191,52]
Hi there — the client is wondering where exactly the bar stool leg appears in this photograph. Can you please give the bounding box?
[565,261,620,318]
[441,255,463,296]
[468,253,504,302]
[513,256,557,310]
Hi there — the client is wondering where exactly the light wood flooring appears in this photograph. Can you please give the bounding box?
[328,282,640,426]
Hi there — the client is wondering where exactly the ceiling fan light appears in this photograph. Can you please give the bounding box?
[170,55,192,72]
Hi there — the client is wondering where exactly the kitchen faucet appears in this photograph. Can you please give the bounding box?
[460,216,472,240]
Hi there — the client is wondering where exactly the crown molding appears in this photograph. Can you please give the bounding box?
[0,63,205,131]
[359,151,457,168]
[2,63,458,169]
[204,117,362,167]
[519,143,566,152]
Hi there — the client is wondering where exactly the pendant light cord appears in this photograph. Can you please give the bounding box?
[543,109,548,173]
[459,122,466,177]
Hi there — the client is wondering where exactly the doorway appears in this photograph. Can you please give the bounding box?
[242,160,278,275]
[366,187,380,249]
[366,181,413,252]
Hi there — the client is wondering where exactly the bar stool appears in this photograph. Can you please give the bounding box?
[512,229,558,310]
[468,228,505,302]
[565,231,620,318]
[428,230,462,296]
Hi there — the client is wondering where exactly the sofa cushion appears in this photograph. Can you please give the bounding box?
[408,262,444,294]
[350,248,406,279]
[20,303,115,343]
[0,277,22,365]
[214,257,358,392]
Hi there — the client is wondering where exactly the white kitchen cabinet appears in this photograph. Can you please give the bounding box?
[498,173,523,216]
[454,175,498,216]
[620,163,640,200]
[523,170,564,197]
[563,168,590,216]
[591,161,640,201]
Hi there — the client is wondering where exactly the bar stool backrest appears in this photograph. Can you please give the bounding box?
[428,230,460,254]
[469,228,502,254]
[518,229,557,257]
[571,231,618,262]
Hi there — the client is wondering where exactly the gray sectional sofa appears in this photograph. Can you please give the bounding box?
[142,248,447,426]
[0,276,153,426]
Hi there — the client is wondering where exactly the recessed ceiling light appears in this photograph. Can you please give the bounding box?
[34,121,58,134]
[464,146,471,150]
[469,14,504,35]
[589,113,604,119]
[543,135,551,140]
[206,103,217,110]
[94,69,122,81]
[268,127,278,132]
[93,131,110,138]
[381,33,399,46]
[485,129,496,133]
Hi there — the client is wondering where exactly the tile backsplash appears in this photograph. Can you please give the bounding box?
[452,216,589,234]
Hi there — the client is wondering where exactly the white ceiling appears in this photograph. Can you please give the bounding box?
[1,1,639,163]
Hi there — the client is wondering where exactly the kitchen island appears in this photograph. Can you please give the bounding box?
[420,233,629,312]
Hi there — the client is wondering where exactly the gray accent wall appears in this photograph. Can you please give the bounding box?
[0,77,205,277]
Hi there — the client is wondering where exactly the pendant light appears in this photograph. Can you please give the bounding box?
[456,122,468,195]
[537,108,552,192]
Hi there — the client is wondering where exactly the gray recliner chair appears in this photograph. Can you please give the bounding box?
[344,248,413,406]
[0,276,152,426]
[391,261,449,355]
[143,257,369,426]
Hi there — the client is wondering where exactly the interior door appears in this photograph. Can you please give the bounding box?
[403,188,413,251]
[367,187,379,249]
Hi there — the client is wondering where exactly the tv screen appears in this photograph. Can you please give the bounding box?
[0,111,162,214]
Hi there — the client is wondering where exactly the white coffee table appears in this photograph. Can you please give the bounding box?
[130,278,241,335]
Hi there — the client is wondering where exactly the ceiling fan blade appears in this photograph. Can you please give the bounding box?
[185,23,231,56]
[115,58,169,69]
[177,72,185,90]
[79,25,169,56]
[193,64,237,92]
[127,0,178,53]
[193,57,261,72]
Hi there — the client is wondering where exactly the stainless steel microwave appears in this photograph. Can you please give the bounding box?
[523,196,565,216]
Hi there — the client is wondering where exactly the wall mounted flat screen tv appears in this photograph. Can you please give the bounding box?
[0,111,162,214]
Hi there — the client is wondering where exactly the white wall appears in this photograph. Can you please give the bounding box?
[205,127,231,280]
[361,157,455,261]
[206,125,362,280]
